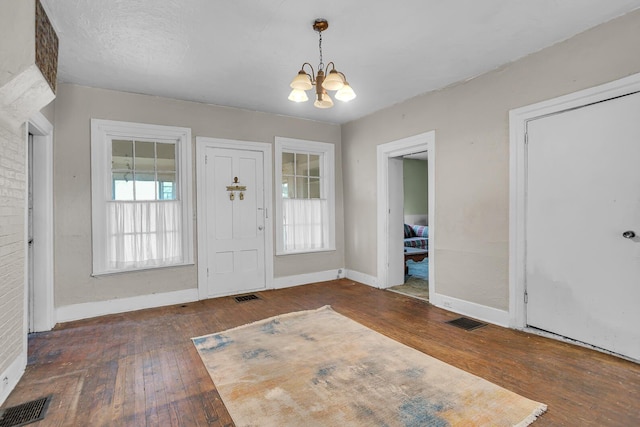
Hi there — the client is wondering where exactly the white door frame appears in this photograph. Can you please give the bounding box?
[195,137,273,299]
[508,72,640,328]
[377,131,435,292]
[27,112,55,332]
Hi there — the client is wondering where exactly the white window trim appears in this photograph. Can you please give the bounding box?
[275,137,336,255]
[90,119,194,275]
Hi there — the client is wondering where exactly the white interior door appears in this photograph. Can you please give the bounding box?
[388,157,405,286]
[204,147,266,297]
[28,134,35,331]
[526,92,640,360]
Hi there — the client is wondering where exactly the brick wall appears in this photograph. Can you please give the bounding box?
[0,122,26,376]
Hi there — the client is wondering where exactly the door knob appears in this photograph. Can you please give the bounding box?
[622,230,636,239]
[258,226,264,231]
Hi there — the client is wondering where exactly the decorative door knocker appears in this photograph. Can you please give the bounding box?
[226,176,247,201]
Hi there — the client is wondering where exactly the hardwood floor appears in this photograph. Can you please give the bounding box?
[3,279,639,426]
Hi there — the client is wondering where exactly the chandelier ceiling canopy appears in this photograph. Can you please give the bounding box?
[288,19,356,109]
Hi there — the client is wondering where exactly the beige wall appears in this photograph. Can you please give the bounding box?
[0,122,26,379]
[342,10,640,310]
[403,159,428,216]
[0,0,34,88]
[53,84,342,307]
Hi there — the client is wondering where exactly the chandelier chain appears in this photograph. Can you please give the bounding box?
[288,18,356,107]
[318,30,324,72]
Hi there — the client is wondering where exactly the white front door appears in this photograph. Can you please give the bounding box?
[203,146,266,297]
[525,91,640,360]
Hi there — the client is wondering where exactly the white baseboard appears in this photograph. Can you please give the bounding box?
[55,288,199,323]
[430,292,509,327]
[272,269,345,289]
[345,269,379,288]
[0,350,27,406]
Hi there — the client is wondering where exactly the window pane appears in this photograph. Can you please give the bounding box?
[156,143,176,172]
[135,141,155,171]
[93,120,193,275]
[112,140,133,170]
[309,178,320,199]
[296,177,309,198]
[157,172,176,200]
[112,172,134,200]
[296,153,309,176]
[309,155,320,177]
[134,172,156,200]
[282,175,295,198]
[282,152,295,175]
[276,138,334,255]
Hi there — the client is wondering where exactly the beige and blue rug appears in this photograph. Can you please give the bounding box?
[192,306,546,426]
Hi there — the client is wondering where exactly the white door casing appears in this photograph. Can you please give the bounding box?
[377,131,435,292]
[525,92,640,360]
[196,138,273,299]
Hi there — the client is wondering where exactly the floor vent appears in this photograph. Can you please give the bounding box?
[446,317,487,331]
[235,294,260,303]
[0,395,51,427]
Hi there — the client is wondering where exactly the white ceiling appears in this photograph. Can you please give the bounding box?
[41,0,640,124]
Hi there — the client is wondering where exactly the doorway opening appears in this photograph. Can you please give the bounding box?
[376,131,435,300]
[388,151,430,301]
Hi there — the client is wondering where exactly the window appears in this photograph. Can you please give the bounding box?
[275,137,335,254]
[91,119,193,275]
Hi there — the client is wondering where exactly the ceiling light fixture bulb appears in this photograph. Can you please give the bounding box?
[314,92,334,109]
[288,88,309,102]
[335,82,356,102]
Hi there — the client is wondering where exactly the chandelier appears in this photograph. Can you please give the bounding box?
[288,19,356,109]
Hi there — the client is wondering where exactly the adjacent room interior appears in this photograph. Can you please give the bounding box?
[389,153,430,301]
[1,1,640,426]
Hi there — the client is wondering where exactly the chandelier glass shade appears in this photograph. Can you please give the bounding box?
[288,19,356,109]
[288,88,309,102]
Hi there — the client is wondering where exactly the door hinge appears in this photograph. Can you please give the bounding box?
[524,291,528,304]
[524,132,529,145]
[205,155,208,164]
[207,267,209,277]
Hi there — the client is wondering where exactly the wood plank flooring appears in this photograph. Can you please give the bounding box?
[3,279,639,426]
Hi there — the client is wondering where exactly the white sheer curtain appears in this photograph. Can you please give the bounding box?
[106,201,183,270]
[282,198,328,252]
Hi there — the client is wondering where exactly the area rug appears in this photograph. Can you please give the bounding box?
[192,306,546,426]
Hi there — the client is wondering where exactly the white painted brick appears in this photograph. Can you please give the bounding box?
[0,122,26,376]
